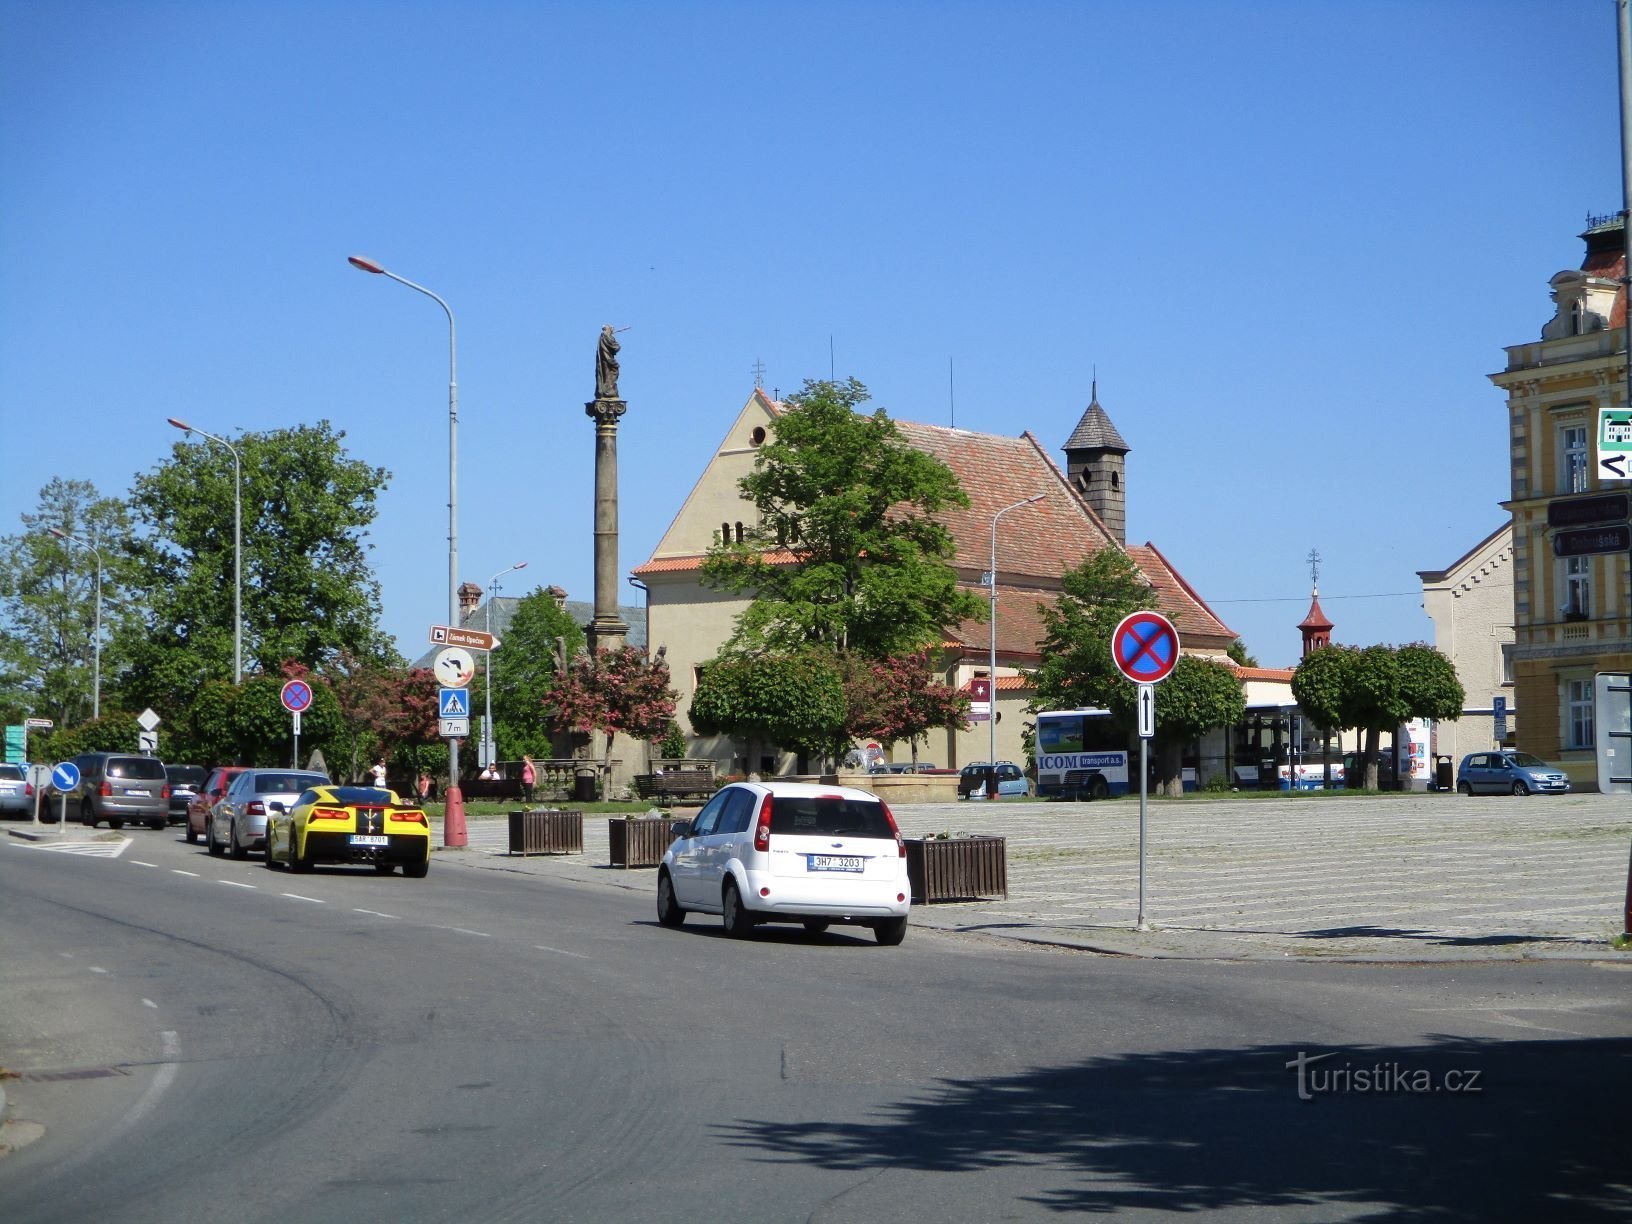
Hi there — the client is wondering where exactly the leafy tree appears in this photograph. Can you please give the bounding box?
[689,650,849,770]
[34,711,144,762]
[1029,548,1157,718]
[490,588,585,759]
[654,720,689,762]
[1149,656,1246,796]
[120,421,393,719]
[1226,638,1258,668]
[0,479,143,727]
[1396,643,1465,724]
[844,650,969,766]
[227,668,344,769]
[549,646,677,785]
[326,654,440,783]
[701,378,985,659]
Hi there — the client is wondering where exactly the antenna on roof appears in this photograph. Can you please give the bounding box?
[949,357,956,428]
[829,335,835,381]
[751,358,765,390]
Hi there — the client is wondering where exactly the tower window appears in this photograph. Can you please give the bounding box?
[1111,471,1120,491]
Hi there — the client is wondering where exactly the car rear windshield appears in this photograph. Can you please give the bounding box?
[254,773,328,793]
[769,795,893,838]
[166,766,207,787]
[108,758,166,781]
[0,765,23,781]
[330,787,395,806]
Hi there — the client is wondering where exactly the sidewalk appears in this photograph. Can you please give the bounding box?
[430,792,1632,962]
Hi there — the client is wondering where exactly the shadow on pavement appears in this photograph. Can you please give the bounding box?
[717,1036,1632,1220]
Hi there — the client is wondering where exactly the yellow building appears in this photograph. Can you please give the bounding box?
[1489,215,1629,786]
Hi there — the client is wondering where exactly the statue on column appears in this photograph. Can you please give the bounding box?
[596,325,621,400]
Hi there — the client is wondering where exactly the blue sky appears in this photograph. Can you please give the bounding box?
[1,0,1620,669]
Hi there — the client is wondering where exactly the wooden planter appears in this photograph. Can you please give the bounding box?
[905,836,1008,903]
[608,817,676,869]
[507,809,584,856]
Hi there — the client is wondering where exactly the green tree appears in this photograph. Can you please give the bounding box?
[549,646,677,785]
[0,479,143,727]
[120,421,393,720]
[1149,656,1246,796]
[1396,642,1465,725]
[227,668,344,769]
[701,378,985,660]
[689,649,849,770]
[1226,638,1258,668]
[489,588,585,759]
[1291,643,1456,790]
[844,650,969,766]
[1029,548,1157,718]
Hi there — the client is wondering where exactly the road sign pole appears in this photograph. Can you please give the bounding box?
[293,710,301,770]
[1137,735,1149,931]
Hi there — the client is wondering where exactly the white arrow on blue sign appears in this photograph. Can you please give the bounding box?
[438,688,470,718]
[52,761,81,792]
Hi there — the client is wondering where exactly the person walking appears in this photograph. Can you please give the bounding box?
[521,754,536,803]
[370,757,388,788]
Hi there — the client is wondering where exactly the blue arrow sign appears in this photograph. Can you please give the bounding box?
[52,761,80,792]
[438,687,470,718]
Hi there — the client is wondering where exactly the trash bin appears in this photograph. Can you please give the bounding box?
[573,766,598,803]
[1434,754,1454,792]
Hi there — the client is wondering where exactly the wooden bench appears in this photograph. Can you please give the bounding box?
[633,770,718,804]
[459,777,527,802]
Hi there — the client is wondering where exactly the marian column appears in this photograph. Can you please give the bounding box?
[586,325,630,653]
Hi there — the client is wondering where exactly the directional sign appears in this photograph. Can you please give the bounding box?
[1552,523,1632,557]
[438,687,470,719]
[440,717,471,739]
[51,761,81,792]
[1111,611,1180,684]
[429,625,500,652]
[25,717,54,729]
[969,676,991,722]
[280,679,314,714]
[1137,683,1156,739]
[1597,407,1632,482]
[433,647,477,688]
[1547,491,1631,528]
[137,729,158,753]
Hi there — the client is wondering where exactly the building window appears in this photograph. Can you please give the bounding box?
[1561,556,1590,621]
[1566,678,1594,749]
[1560,423,1589,493]
[1500,643,1514,685]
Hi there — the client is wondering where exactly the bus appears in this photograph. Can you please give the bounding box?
[1035,708,1131,799]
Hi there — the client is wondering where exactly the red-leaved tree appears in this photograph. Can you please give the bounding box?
[844,650,969,766]
[549,646,678,779]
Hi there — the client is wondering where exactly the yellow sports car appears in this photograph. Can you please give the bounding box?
[265,784,431,877]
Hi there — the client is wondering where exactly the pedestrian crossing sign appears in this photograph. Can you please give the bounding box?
[438,687,470,718]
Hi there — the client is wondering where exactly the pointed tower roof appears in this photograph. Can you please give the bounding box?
[1298,591,1333,633]
[1063,381,1129,453]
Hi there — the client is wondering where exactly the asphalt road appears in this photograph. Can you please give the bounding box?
[2,827,1629,1222]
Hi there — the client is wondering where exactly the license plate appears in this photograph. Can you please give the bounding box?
[127,788,150,796]
[350,835,389,847]
[807,854,863,873]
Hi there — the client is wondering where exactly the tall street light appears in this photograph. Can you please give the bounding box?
[483,561,527,768]
[349,254,468,843]
[987,493,1046,795]
[168,418,243,685]
[50,527,103,720]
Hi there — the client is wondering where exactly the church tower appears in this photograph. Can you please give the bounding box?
[1062,380,1130,545]
[1298,549,1334,656]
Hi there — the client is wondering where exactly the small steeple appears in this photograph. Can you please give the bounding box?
[1298,549,1333,656]
[1063,379,1130,545]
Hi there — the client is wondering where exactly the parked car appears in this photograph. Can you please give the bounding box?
[186,766,249,845]
[958,761,1031,799]
[0,763,30,818]
[1456,751,1570,796]
[265,784,430,877]
[209,768,330,858]
[165,764,208,826]
[656,780,910,945]
[71,753,169,830]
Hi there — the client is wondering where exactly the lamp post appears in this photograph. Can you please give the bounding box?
[483,561,527,767]
[168,418,243,685]
[349,254,468,844]
[50,527,103,720]
[987,494,1046,795]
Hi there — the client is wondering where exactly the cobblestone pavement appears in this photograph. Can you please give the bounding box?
[429,792,1632,962]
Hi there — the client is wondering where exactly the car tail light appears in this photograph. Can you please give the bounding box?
[390,810,427,826]
[753,794,773,852]
[311,807,349,821]
[246,800,266,816]
[880,800,905,857]
[100,780,112,797]
[161,784,170,800]
[24,782,33,798]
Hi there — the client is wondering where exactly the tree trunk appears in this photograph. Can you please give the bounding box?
[1363,726,1380,790]
[1155,740,1186,798]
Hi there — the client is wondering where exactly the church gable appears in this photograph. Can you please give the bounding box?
[649,388,781,560]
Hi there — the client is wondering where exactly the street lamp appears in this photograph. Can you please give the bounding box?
[987,493,1046,794]
[168,418,243,685]
[483,561,527,768]
[349,254,468,843]
[50,527,103,720]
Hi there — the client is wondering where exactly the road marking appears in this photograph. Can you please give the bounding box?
[435,926,491,938]
[172,870,199,878]
[217,880,257,890]
[122,1031,180,1129]
[34,839,132,858]
[89,966,107,974]
[142,999,158,1009]
[132,860,158,868]
[353,908,399,919]
[59,952,74,959]
[533,944,589,959]
[281,892,323,904]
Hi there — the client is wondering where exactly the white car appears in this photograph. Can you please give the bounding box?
[656,780,911,945]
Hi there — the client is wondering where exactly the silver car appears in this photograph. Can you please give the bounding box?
[0,764,29,818]
[209,768,329,859]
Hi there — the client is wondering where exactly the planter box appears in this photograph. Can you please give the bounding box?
[507,809,583,856]
[608,817,677,869]
[904,836,1008,903]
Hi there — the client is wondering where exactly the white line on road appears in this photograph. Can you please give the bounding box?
[534,944,590,959]
[436,926,491,938]
[172,869,199,877]
[89,966,107,974]
[123,1031,181,1129]
[143,999,158,1008]
[216,880,257,890]
[281,892,324,903]
[132,860,158,867]
[353,908,399,919]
